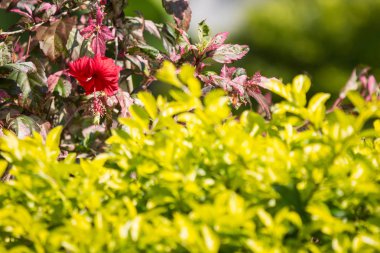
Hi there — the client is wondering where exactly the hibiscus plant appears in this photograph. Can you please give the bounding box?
[0,0,274,155]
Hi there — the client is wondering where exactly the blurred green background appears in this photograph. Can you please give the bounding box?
[2,0,380,97]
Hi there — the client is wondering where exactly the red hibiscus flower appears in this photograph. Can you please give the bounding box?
[68,55,121,96]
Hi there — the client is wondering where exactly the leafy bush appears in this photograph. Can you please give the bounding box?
[0,0,268,153]
[1,63,380,252]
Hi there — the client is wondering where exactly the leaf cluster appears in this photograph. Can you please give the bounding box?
[1,63,380,252]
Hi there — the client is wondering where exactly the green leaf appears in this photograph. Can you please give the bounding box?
[8,68,46,101]
[1,62,37,73]
[261,77,292,101]
[156,61,183,88]
[347,91,365,110]
[0,42,11,65]
[307,92,330,127]
[179,64,201,97]
[201,225,220,253]
[66,27,85,60]
[131,44,161,60]
[198,20,210,43]
[137,92,158,119]
[35,16,77,60]
[54,78,72,97]
[292,75,311,107]
[46,126,63,150]
[240,111,266,136]
[273,184,307,220]
[211,44,249,63]
[8,115,41,138]
[129,105,150,130]
[308,93,330,113]
[292,75,311,95]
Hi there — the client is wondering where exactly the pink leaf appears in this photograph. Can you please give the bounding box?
[22,3,33,16]
[36,3,52,12]
[0,89,10,103]
[47,71,63,93]
[144,20,161,38]
[80,24,96,39]
[10,8,33,20]
[92,36,105,55]
[206,32,229,52]
[231,76,247,95]
[221,65,236,78]
[116,91,134,117]
[96,6,104,24]
[100,26,114,41]
[368,75,377,96]
[247,90,271,119]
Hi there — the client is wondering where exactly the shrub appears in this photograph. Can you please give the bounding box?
[0,0,266,153]
[1,63,380,252]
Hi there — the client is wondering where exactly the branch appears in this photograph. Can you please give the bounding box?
[0,2,87,37]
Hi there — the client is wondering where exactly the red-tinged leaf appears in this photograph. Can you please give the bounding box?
[232,75,248,95]
[162,0,192,31]
[22,3,32,16]
[36,16,77,60]
[205,32,229,52]
[54,78,72,98]
[82,125,106,138]
[92,26,114,55]
[35,3,57,18]
[126,54,151,76]
[247,89,272,120]
[220,65,236,79]
[144,20,161,38]
[367,75,377,96]
[8,58,47,103]
[0,89,10,103]
[35,2,52,12]
[116,91,134,117]
[9,115,41,139]
[10,8,33,20]
[96,6,104,24]
[211,44,249,64]
[39,121,51,140]
[80,23,96,39]
[47,71,63,93]
[1,62,37,73]
[209,75,245,95]
[92,35,106,56]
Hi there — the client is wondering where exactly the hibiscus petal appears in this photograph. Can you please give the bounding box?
[82,79,96,94]
[92,56,121,94]
[68,56,94,82]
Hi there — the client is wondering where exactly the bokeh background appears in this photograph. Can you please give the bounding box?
[2,0,380,97]
[128,0,380,97]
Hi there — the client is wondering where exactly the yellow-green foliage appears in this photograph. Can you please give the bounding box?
[1,62,380,252]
